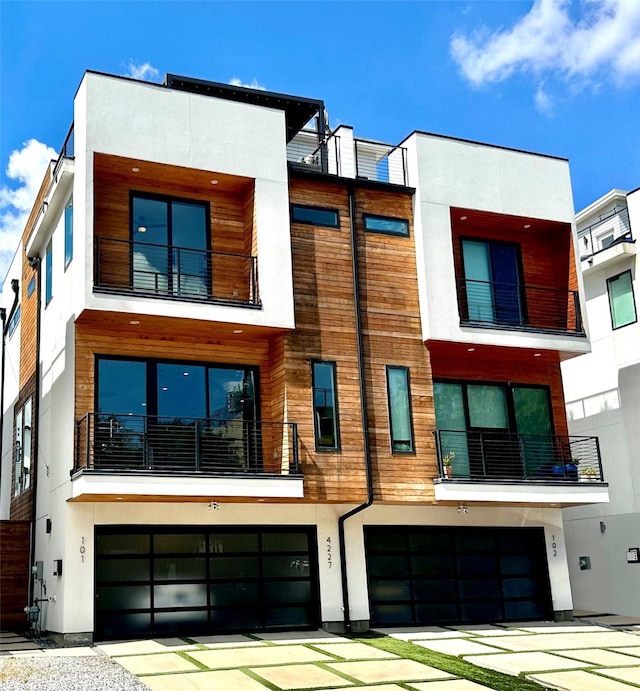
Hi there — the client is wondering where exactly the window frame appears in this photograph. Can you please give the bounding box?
[7,305,21,339]
[311,360,341,451]
[45,239,53,306]
[291,204,340,229]
[64,197,73,269]
[14,398,33,497]
[363,213,410,238]
[385,365,415,454]
[607,269,637,330]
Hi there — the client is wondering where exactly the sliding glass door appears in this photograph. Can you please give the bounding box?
[462,239,524,326]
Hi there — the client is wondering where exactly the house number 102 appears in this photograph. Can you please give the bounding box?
[551,534,557,557]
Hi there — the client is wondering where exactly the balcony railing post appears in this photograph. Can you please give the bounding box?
[195,418,201,471]
[86,415,91,470]
[574,291,583,334]
[292,423,299,474]
[402,147,408,186]
[595,435,604,481]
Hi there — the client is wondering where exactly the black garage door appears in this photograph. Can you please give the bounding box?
[365,526,552,626]
[95,526,319,639]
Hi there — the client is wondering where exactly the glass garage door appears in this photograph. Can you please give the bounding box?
[365,526,551,627]
[95,526,318,640]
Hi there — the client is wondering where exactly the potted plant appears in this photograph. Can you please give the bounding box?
[579,467,598,482]
[442,451,455,479]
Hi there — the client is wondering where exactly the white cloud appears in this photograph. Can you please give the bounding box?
[0,139,57,281]
[534,82,554,115]
[451,0,640,88]
[229,77,266,91]
[123,61,161,82]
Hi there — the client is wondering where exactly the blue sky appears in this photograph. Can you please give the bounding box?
[2,0,640,278]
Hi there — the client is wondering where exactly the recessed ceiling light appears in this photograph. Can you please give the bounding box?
[460,216,467,221]
[467,347,475,352]
[233,329,243,334]
[129,320,140,325]
[524,224,531,229]
[162,387,168,391]
[137,226,147,233]
[211,179,219,185]
[116,497,124,500]
[183,372,190,376]
[534,353,541,357]
[131,167,139,173]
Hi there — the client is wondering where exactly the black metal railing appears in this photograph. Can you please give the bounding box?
[286,130,341,175]
[52,123,75,180]
[94,237,259,305]
[75,414,300,475]
[435,430,603,482]
[579,205,633,260]
[354,139,408,185]
[457,278,584,335]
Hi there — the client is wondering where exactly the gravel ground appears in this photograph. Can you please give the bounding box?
[0,653,149,691]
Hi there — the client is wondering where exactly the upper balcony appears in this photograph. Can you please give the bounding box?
[71,414,302,501]
[578,204,636,274]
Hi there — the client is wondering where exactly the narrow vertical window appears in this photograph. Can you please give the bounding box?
[64,198,73,268]
[312,361,340,450]
[386,366,414,453]
[13,398,32,496]
[45,240,53,305]
[607,270,636,329]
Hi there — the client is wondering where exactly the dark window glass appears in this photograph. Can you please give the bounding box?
[96,585,150,611]
[262,533,308,552]
[96,558,150,582]
[607,270,636,329]
[157,364,206,420]
[264,581,310,604]
[96,534,150,556]
[312,361,339,450]
[210,556,259,579]
[209,533,259,553]
[368,554,410,578]
[291,205,339,228]
[154,610,208,634]
[370,603,413,624]
[154,557,207,581]
[64,199,73,267]
[364,214,409,237]
[7,305,20,338]
[263,555,309,578]
[45,240,53,305]
[369,580,412,601]
[153,533,206,554]
[387,366,414,452]
[211,583,260,606]
[154,583,207,608]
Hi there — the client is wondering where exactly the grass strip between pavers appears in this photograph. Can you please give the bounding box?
[350,632,549,691]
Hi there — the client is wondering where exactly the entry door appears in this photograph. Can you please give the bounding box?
[462,240,523,326]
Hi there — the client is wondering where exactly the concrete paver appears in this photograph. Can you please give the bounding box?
[414,638,503,656]
[374,627,471,641]
[192,634,264,647]
[463,651,586,675]
[327,659,453,683]
[188,644,333,669]
[597,667,640,684]
[0,641,40,651]
[475,630,640,651]
[552,648,640,666]
[529,669,640,690]
[116,652,201,675]
[409,681,500,690]
[616,647,640,658]
[513,625,612,634]
[451,626,525,637]
[325,686,406,691]
[251,663,354,689]
[312,642,398,659]
[140,669,270,691]
[254,630,349,644]
[589,616,640,627]
[97,639,196,656]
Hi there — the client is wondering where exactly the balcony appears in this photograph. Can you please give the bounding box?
[435,430,603,482]
[71,414,302,500]
[457,278,584,336]
[94,237,259,307]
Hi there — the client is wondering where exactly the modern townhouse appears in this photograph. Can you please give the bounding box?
[0,71,609,643]
[561,187,640,616]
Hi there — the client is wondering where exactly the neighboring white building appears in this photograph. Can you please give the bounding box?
[561,187,640,616]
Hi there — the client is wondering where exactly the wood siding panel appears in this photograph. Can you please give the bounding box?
[0,521,30,627]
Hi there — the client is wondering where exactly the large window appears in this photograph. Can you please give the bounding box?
[14,399,32,497]
[607,270,636,329]
[386,366,414,453]
[434,381,553,479]
[95,357,258,470]
[461,239,524,326]
[64,198,73,268]
[312,361,340,450]
[131,193,210,298]
[291,205,339,228]
[45,240,53,305]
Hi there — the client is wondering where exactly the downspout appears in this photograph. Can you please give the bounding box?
[337,186,374,632]
[0,279,21,501]
[26,257,41,606]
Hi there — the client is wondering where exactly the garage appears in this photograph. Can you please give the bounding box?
[95,526,319,639]
[365,526,552,626]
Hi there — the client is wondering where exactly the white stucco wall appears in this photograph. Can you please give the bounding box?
[73,72,295,330]
[404,132,588,355]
